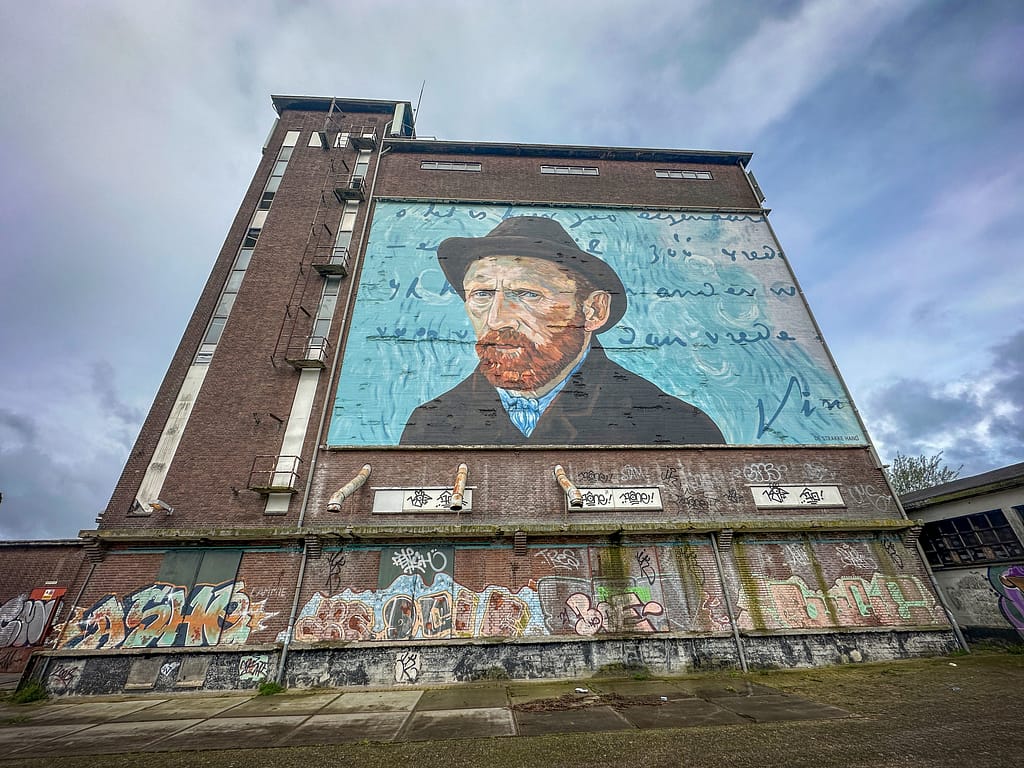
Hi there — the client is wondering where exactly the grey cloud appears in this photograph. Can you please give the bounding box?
[868,378,984,436]
[90,361,144,428]
[869,326,1024,474]
[0,409,38,447]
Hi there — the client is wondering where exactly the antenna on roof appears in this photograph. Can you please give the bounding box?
[414,80,426,121]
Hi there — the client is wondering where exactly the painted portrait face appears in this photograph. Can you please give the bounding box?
[463,255,592,393]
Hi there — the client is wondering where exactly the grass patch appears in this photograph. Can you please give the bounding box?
[594,662,650,679]
[256,681,286,696]
[471,666,510,681]
[11,681,48,704]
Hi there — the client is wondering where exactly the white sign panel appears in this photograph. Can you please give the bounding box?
[751,484,844,508]
[575,487,663,511]
[372,488,473,514]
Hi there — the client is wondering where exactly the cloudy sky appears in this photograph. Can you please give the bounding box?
[1,0,1022,539]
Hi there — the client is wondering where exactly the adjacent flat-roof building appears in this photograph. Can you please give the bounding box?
[903,462,1024,643]
[14,95,960,694]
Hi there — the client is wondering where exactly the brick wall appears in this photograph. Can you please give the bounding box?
[0,542,86,671]
[306,445,901,527]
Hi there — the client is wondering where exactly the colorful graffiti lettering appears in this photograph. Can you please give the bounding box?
[750,574,939,630]
[238,654,271,684]
[294,574,541,641]
[294,595,372,642]
[0,593,62,648]
[989,565,1024,637]
[58,580,274,649]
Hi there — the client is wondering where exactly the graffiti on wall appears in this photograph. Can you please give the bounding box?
[989,565,1024,637]
[47,659,85,695]
[751,574,939,630]
[238,654,272,685]
[0,592,63,649]
[328,203,865,448]
[57,580,275,649]
[733,539,943,631]
[294,543,730,642]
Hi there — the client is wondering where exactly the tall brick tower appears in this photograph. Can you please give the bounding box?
[28,95,960,694]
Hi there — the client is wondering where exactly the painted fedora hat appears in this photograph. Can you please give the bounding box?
[436,216,627,332]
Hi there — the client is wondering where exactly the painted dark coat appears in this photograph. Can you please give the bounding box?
[399,345,725,446]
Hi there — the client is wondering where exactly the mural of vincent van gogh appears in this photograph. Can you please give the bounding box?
[327,202,866,448]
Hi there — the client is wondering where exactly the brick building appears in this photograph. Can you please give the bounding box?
[14,95,962,695]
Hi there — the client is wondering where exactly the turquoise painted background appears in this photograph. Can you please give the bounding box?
[327,202,865,446]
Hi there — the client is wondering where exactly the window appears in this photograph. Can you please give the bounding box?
[354,150,371,180]
[334,132,350,148]
[655,169,714,180]
[920,509,1024,567]
[540,165,598,175]
[420,161,482,172]
[195,134,300,365]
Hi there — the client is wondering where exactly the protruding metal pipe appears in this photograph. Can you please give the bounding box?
[553,464,583,508]
[451,463,469,510]
[326,464,371,512]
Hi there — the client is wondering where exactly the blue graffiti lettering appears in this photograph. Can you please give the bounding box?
[645,333,687,348]
[756,375,816,439]
[656,283,716,298]
[725,322,771,345]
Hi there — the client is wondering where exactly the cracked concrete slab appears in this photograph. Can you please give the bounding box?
[508,682,592,704]
[617,698,750,729]
[674,679,778,698]
[223,691,341,716]
[324,690,423,713]
[277,712,410,746]
[113,695,252,721]
[144,715,307,751]
[588,679,695,699]
[401,707,516,741]
[0,723,96,753]
[19,700,165,724]
[515,705,634,736]
[11,719,203,757]
[710,694,853,722]
[416,686,510,710]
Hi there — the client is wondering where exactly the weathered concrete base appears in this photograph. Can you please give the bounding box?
[24,628,958,697]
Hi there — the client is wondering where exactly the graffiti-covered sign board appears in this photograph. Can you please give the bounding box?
[328,203,866,448]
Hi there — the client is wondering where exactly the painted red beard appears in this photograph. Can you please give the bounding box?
[475,323,586,392]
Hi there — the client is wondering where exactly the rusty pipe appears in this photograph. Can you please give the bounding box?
[451,463,469,510]
[326,464,371,512]
[553,464,583,508]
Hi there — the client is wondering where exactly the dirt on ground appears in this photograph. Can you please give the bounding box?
[513,691,669,712]
[5,649,1024,768]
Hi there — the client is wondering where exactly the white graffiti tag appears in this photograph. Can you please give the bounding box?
[391,548,447,575]
[836,544,872,570]
[535,549,581,571]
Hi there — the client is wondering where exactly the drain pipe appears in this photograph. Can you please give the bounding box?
[450,463,469,511]
[278,121,394,686]
[275,540,308,686]
[553,464,583,508]
[710,531,748,673]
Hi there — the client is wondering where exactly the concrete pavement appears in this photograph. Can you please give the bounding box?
[0,676,851,759]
